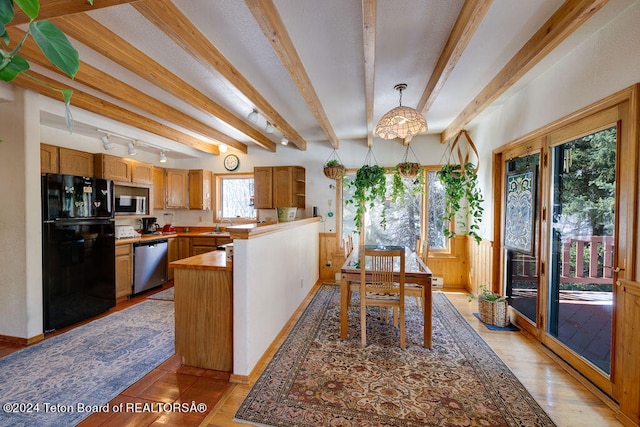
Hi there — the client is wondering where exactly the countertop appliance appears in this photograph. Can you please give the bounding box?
[41,173,116,333]
[141,217,159,234]
[133,239,168,295]
[115,225,139,239]
[115,195,146,215]
[162,212,175,233]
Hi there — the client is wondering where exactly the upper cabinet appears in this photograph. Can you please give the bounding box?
[94,154,153,185]
[94,153,131,182]
[40,144,59,174]
[254,166,305,209]
[165,169,189,209]
[152,167,166,211]
[189,169,213,211]
[59,148,94,177]
[254,167,273,209]
[131,161,153,185]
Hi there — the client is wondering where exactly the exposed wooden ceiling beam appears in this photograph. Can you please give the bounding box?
[417,0,493,114]
[441,0,608,143]
[52,13,277,152]
[362,0,376,148]
[8,27,248,154]
[132,0,306,151]
[13,72,219,155]
[245,0,339,149]
[9,0,140,26]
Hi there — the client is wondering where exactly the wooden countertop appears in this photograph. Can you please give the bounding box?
[115,233,178,245]
[227,217,320,240]
[170,250,231,271]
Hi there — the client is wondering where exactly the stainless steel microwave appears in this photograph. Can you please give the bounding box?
[115,195,146,215]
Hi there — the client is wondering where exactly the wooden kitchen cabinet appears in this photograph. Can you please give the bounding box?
[94,153,131,182]
[59,147,94,177]
[41,144,59,174]
[177,236,191,260]
[190,236,232,256]
[115,244,132,301]
[274,166,305,208]
[165,169,189,209]
[254,166,305,209]
[167,237,178,280]
[189,169,213,211]
[131,160,153,185]
[152,166,165,211]
[253,167,273,209]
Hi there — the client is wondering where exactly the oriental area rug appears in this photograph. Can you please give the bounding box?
[235,284,556,426]
[0,299,174,427]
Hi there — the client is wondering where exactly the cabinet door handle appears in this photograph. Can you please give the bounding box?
[613,266,625,273]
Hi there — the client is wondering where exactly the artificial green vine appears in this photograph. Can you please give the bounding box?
[346,164,387,231]
[437,162,484,244]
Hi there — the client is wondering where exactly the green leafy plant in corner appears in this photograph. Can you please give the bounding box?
[437,162,484,244]
[346,164,387,231]
[468,284,508,302]
[0,0,88,109]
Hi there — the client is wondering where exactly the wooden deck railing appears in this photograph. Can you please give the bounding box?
[511,236,614,285]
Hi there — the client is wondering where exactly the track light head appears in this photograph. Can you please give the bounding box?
[248,109,259,123]
[265,122,274,134]
[159,150,167,163]
[127,142,137,156]
[280,136,289,146]
[218,144,228,153]
[100,135,113,150]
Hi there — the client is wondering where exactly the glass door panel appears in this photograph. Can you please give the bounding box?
[505,154,540,325]
[548,126,616,374]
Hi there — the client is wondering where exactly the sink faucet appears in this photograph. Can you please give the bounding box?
[215,219,233,232]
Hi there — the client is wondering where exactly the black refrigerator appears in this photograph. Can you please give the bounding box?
[42,173,116,333]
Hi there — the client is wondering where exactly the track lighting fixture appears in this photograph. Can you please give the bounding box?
[100,135,113,150]
[248,109,259,123]
[280,136,289,146]
[218,143,228,153]
[159,150,167,163]
[127,142,137,156]
[265,122,274,134]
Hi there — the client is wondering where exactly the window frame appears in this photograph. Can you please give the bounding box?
[214,173,256,223]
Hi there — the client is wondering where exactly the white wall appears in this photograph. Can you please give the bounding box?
[232,220,319,376]
[467,0,640,240]
[0,88,43,339]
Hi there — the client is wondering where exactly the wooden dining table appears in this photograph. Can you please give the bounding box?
[340,245,433,348]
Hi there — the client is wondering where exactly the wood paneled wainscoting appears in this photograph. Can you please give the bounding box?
[319,233,490,292]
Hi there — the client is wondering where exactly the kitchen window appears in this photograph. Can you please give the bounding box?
[215,174,256,221]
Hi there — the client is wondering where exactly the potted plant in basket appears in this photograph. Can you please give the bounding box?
[323,159,345,179]
[469,285,510,327]
[390,163,425,203]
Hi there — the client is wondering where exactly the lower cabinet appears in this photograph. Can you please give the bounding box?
[190,237,232,256]
[115,244,132,300]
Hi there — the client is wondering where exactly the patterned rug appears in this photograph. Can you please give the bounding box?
[0,300,174,427]
[235,284,556,426]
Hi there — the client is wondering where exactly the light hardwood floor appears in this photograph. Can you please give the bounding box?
[202,284,622,427]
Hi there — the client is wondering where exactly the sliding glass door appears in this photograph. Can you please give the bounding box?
[547,127,616,374]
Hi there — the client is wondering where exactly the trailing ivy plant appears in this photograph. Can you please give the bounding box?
[390,163,425,204]
[346,164,387,231]
[437,162,484,244]
[0,0,87,109]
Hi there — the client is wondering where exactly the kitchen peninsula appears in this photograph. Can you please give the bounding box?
[171,217,320,381]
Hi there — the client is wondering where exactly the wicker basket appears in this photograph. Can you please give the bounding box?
[478,298,510,327]
[397,162,421,178]
[323,165,345,179]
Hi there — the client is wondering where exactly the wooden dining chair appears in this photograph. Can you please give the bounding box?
[360,246,406,349]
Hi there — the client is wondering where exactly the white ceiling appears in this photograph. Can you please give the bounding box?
[28,0,624,159]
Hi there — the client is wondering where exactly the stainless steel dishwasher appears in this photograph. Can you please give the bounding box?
[133,239,168,295]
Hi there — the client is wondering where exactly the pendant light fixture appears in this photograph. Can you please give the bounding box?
[375,83,427,143]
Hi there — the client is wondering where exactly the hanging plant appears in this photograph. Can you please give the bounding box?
[437,162,484,244]
[346,148,388,231]
[323,149,345,179]
[390,143,425,203]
